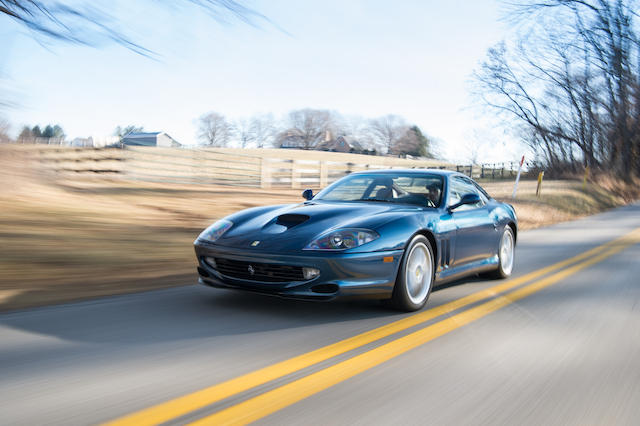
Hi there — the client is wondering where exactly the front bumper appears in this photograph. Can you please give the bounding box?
[194,241,403,300]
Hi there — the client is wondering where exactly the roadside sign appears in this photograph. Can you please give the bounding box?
[511,155,525,199]
[536,171,544,197]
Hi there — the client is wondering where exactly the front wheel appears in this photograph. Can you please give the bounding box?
[485,226,515,279]
[391,235,434,311]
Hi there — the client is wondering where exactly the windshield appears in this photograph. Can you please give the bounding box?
[315,173,444,208]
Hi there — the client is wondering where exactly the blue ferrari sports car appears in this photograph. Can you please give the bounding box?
[194,169,517,311]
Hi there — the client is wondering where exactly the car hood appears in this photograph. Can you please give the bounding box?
[213,201,423,252]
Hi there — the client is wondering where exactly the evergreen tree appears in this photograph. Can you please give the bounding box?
[42,125,55,138]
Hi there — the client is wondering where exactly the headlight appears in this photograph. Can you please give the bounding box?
[198,219,233,242]
[304,229,379,251]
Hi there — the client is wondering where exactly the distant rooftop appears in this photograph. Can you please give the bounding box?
[122,131,181,147]
[123,132,161,138]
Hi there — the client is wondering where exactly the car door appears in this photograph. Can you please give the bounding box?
[448,176,496,267]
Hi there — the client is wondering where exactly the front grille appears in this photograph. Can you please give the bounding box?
[213,258,305,282]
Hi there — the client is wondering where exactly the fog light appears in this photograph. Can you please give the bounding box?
[204,257,217,269]
[302,267,320,280]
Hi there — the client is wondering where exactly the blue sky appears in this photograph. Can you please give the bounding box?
[1,0,525,162]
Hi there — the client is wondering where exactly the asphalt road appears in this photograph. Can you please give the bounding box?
[1,203,640,425]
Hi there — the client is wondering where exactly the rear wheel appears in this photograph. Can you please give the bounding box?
[484,226,515,279]
[391,235,434,311]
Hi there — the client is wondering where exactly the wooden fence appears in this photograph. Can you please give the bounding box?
[457,163,525,180]
[28,146,525,188]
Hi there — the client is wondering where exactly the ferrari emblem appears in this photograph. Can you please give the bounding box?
[251,240,260,246]
[247,265,255,275]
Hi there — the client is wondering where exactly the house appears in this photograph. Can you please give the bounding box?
[121,132,181,147]
[277,131,307,149]
[277,130,374,155]
[317,135,374,155]
[317,135,356,153]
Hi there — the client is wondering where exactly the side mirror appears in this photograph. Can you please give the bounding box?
[448,193,480,212]
[302,189,314,200]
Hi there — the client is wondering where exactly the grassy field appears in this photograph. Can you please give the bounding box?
[0,147,635,311]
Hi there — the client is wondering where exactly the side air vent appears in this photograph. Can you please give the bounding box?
[441,239,451,268]
[275,214,310,228]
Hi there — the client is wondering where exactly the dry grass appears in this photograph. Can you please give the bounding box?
[0,146,635,311]
[481,179,630,230]
[0,148,302,310]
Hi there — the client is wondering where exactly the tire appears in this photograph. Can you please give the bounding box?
[484,226,515,279]
[391,235,434,311]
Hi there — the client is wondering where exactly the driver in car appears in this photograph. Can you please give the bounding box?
[426,182,442,206]
[374,177,395,200]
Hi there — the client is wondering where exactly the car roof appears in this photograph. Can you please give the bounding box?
[350,168,459,177]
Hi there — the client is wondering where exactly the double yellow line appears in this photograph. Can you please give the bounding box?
[105,228,640,426]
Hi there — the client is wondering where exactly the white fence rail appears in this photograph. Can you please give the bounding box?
[28,146,524,188]
[31,146,451,188]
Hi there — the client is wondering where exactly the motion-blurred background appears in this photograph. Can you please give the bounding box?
[1,0,639,311]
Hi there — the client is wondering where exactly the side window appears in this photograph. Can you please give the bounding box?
[449,176,484,210]
[471,180,491,202]
[461,177,489,204]
[393,176,444,207]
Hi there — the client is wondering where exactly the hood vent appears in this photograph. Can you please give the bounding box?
[275,214,310,229]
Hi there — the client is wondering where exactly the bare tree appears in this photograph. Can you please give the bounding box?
[197,112,233,147]
[232,118,255,148]
[474,0,640,180]
[473,43,561,167]
[249,113,277,148]
[392,126,434,158]
[0,1,265,57]
[0,116,11,143]
[17,125,32,143]
[192,108,434,155]
[277,109,333,149]
[466,139,484,165]
[368,115,409,155]
[332,114,375,150]
[114,125,144,138]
